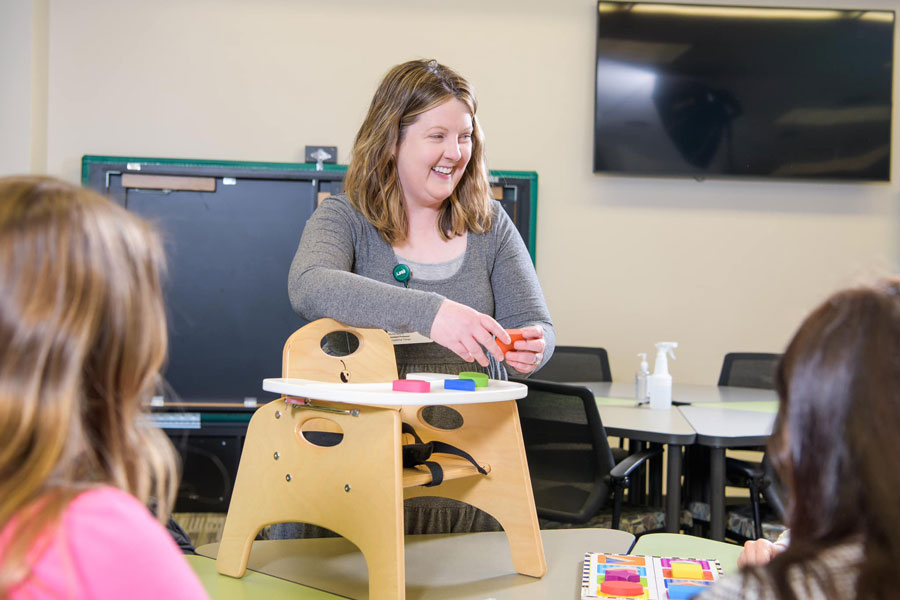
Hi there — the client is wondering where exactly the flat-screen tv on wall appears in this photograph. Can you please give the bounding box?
[594,1,894,181]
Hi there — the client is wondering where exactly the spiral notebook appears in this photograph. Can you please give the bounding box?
[581,553,723,599]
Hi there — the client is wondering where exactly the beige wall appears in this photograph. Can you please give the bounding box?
[6,0,899,383]
[0,2,31,174]
[0,0,47,173]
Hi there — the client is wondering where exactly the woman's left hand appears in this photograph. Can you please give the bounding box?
[504,325,546,374]
[737,539,781,568]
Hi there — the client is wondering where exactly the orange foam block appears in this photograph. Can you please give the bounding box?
[496,329,524,355]
[392,379,430,393]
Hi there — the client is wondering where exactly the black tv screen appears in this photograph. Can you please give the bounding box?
[594,1,894,181]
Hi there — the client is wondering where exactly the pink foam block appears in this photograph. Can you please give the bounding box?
[392,379,431,393]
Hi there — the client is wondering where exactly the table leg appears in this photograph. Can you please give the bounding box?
[683,446,710,537]
[710,447,726,541]
[665,444,682,533]
[628,440,646,504]
[649,443,663,507]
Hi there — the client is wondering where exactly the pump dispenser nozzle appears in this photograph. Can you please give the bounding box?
[652,342,678,376]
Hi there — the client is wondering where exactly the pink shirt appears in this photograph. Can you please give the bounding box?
[1,487,209,599]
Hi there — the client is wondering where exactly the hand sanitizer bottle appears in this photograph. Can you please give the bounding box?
[648,342,678,410]
[635,353,650,400]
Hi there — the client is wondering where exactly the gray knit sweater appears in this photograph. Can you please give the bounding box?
[287,195,554,379]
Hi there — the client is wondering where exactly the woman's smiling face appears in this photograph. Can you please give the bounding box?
[395,97,473,211]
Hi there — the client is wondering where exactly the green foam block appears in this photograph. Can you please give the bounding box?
[458,371,489,388]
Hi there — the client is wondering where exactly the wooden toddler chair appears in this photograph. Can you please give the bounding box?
[216,318,545,599]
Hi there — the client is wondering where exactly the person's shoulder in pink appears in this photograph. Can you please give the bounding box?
[4,486,209,600]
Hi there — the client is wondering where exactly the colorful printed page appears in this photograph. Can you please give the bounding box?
[581,553,723,599]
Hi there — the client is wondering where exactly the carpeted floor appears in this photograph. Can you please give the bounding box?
[172,512,227,547]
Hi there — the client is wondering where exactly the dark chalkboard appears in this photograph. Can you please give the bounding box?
[82,155,538,404]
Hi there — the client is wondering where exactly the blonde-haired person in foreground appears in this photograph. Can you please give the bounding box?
[698,278,900,600]
[0,176,208,599]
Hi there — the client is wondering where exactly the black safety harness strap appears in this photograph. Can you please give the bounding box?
[401,423,487,487]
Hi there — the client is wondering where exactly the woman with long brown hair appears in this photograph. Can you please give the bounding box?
[283,58,555,538]
[0,176,208,598]
[699,278,900,599]
[288,58,554,380]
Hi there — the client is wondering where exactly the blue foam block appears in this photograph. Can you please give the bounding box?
[444,378,476,391]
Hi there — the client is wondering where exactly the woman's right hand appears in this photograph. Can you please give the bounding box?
[429,300,509,367]
[737,539,781,568]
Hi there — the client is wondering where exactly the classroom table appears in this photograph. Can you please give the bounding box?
[576,382,777,539]
[577,381,777,404]
[199,528,635,599]
[187,554,340,599]
[677,404,777,541]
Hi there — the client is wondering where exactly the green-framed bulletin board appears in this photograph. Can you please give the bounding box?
[81,154,538,406]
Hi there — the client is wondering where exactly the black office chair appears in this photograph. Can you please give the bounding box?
[726,454,787,539]
[720,353,786,540]
[514,379,665,534]
[533,346,611,383]
[717,352,780,389]
[533,345,638,491]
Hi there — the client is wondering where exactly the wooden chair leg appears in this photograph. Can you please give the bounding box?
[403,400,546,577]
[217,399,407,599]
[217,400,292,578]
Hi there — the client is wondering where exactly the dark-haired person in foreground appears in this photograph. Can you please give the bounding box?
[698,278,900,600]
